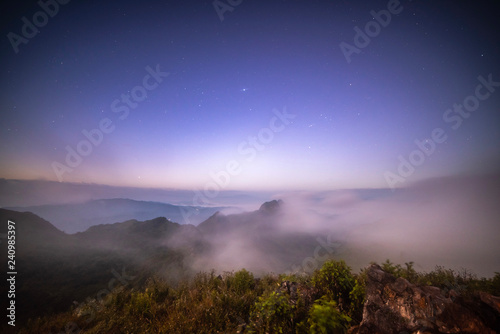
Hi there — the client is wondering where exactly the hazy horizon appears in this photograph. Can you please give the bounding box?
[3,168,498,208]
[2,171,499,277]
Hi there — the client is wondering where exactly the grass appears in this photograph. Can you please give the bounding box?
[18,260,500,334]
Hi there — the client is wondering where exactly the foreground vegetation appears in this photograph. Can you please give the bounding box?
[21,260,500,334]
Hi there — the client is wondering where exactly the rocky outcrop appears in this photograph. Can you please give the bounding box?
[350,264,500,334]
[259,199,283,214]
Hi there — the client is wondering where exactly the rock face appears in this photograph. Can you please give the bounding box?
[351,264,500,334]
[259,199,283,214]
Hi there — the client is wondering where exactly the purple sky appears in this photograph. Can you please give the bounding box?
[1,0,499,191]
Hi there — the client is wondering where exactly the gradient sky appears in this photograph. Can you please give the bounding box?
[1,0,499,191]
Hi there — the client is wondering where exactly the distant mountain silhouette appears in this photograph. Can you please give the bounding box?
[6,198,226,233]
[0,200,344,327]
[197,199,283,235]
[259,199,284,214]
[0,208,207,326]
[0,208,63,237]
[75,216,207,255]
[0,208,69,255]
[196,199,341,274]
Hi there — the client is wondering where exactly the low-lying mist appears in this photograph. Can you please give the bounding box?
[2,172,498,278]
[191,172,500,277]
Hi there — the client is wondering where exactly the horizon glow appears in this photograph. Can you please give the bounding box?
[1,1,499,192]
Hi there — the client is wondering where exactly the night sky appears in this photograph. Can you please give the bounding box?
[1,0,499,191]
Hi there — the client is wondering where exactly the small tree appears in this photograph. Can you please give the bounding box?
[228,268,255,294]
[312,260,355,314]
[308,296,351,334]
[248,291,294,333]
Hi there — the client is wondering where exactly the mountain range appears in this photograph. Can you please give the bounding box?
[5,198,227,233]
[0,200,343,329]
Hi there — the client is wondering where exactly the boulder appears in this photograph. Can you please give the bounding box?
[350,264,500,334]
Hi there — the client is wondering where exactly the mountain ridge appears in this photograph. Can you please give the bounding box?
[5,198,227,233]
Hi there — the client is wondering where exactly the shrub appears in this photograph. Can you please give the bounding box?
[307,296,351,334]
[126,291,153,318]
[248,291,294,333]
[312,260,355,314]
[486,272,500,296]
[381,260,418,283]
[348,277,365,322]
[227,268,255,294]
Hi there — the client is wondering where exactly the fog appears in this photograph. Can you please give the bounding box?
[2,172,499,278]
[174,173,494,278]
[266,173,500,277]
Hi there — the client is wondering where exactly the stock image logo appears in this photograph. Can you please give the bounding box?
[7,0,72,54]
